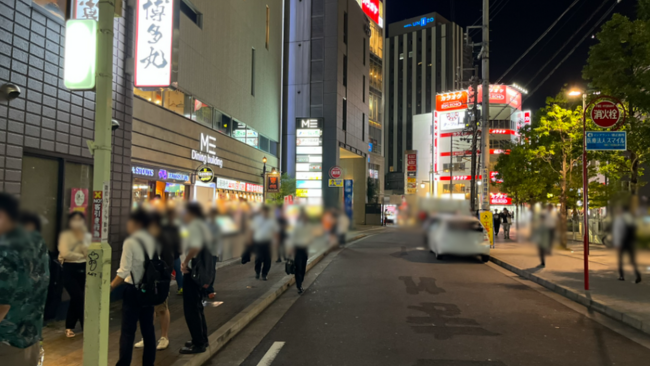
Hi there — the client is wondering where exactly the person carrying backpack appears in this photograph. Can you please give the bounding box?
[180,202,213,354]
[111,210,167,366]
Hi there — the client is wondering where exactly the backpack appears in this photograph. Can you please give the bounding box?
[133,238,172,306]
[190,225,216,291]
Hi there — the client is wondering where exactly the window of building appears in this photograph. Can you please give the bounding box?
[251,48,256,96]
[34,0,68,20]
[266,5,270,49]
[362,113,366,141]
[362,76,365,103]
[363,39,366,65]
[369,22,383,59]
[343,55,348,87]
[399,53,404,60]
[162,89,193,118]
[232,121,247,143]
[214,109,232,136]
[192,98,213,127]
[342,98,347,131]
[343,12,348,44]
[181,0,203,28]
[134,88,163,105]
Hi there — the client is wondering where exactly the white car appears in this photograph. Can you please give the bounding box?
[428,215,491,262]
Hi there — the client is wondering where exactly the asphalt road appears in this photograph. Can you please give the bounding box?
[237,229,650,366]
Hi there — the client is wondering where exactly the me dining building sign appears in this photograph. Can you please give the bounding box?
[192,133,225,168]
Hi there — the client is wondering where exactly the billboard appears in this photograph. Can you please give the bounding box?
[361,0,380,24]
[405,151,418,195]
[135,0,175,88]
[439,110,466,131]
[436,91,469,112]
[469,85,522,110]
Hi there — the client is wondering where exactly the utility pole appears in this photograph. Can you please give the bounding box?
[480,0,491,211]
[83,1,118,365]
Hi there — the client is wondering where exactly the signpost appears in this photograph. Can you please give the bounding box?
[581,96,627,291]
[329,166,343,179]
[328,179,344,188]
[344,180,354,221]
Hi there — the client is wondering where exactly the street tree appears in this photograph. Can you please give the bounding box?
[268,173,296,205]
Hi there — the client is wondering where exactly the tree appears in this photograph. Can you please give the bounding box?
[583,11,650,195]
[529,93,584,248]
[367,177,379,204]
[267,173,296,205]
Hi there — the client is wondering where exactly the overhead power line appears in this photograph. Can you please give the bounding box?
[495,0,583,84]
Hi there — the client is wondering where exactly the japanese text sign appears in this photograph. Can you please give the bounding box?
[436,91,468,112]
[585,131,626,151]
[135,0,175,88]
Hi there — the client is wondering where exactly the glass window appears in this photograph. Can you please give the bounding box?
[246,128,259,148]
[232,121,247,143]
[270,140,278,157]
[260,135,270,152]
[35,0,68,19]
[163,89,192,118]
[134,88,163,105]
[192,98,213,127]
[214,109,232,136]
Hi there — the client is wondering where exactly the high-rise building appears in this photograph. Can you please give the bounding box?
[384,12,470,193]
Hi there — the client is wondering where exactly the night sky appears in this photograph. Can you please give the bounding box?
[385,0,639,111]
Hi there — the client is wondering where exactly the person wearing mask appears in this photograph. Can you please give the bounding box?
[288,209,315,294]
[336,210,350,247]
[57,212,91,338]
[180,203,212,354]
[250,206,279,281]
[502,209,513,240]
[613,204,641,283]
[0,194,49,366]
[493,210,501,238]
[205,207,221,299]
[134,212,174,350]
[111,210,157,366]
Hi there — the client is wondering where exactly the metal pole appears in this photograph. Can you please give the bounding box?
[84,1,116,365]
[582,93,589,291]
[480,0,491,210]
[431,114,434,197]
[449,135,453,199]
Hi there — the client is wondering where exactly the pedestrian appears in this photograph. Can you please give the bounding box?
[111,210,158,366]
[493,209,501,238]
[502,209,512,239]
[180,202,212,354]
[205,207,221,299]
[289,209,314,294]
[166,208,185,296]
[276,206,288,263]
[250,206,279,281]
[134,212,173,351]
[613,204,641,283]
[336,210,350,247]
[57,211,91,338]
[0,194,49,366]
[322,209,337,246]
[383,209,388,226]
[543,204,557,253]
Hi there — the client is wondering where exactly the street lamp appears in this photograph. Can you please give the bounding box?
[568,89,589,291]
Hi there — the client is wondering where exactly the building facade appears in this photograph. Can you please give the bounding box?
[384,12,469,193]
[283,0,372,224]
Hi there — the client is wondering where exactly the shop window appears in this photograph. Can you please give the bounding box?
[192,98,213,127]
[34,0,68,20]
[134,88,163,105]
[163,89,192,118]
[214,109,232,136]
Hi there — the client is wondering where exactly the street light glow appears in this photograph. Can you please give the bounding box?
[568,90,582,97]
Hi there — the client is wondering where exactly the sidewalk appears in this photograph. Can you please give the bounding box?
[41,227,380,366]
[490,228,650,335]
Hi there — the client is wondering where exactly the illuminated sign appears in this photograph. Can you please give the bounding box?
[436,91,468,112]
[361,0,379,24]
[197,167,214,183]
[405,151,417,194]
[296,138,321,146]
[295,118,323,202]
[246,183,264,194]
[440,110,466,131]
[404,16,434,29]
[296,189,323,198]
[297,129,322,137]
[490,129,516,135]
[132,166,155,177]
[135,0,175,88]
[64,20,97,90]
[296,180,321,189]
[524,111,531,125]
[192,133,224,168]
[490,193,512,205]
[296,146,323,155]
[438,175,482,181]
[216,178,246,192]
[72,0,99,20]
[490,149,511,155]
[490,171,503,183]
[469,85,522,110]
[296,172,322,180]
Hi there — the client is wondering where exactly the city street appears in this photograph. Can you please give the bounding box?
[226,229,650,366]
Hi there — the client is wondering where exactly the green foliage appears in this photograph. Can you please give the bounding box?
[367,177,379,203]
[267,173,296,205]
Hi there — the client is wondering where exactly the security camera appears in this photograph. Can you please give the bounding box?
[0,83,21,102]
[111,119,120,131]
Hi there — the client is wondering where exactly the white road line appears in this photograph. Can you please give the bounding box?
[256,341,286,366]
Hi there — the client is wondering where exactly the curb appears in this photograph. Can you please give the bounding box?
[172,232,370,366]
[489,255,650,336]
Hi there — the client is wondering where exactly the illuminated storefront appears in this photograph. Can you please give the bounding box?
[132,165,192,208]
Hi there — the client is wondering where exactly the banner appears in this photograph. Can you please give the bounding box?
[480,211,495,248]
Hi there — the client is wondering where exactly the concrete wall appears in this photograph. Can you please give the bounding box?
[176,0,283,141]
[0,0,133,272]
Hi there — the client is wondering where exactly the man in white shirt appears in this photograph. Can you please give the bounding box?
[180,202,212,354]
[250,206,279,281]
[111,210,157,366]
[336,210,350,246]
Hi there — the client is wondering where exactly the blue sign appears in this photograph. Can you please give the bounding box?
[586,131,627,151]
[132,166,154,177]
[344,179,354,222]
[404,17,434,28]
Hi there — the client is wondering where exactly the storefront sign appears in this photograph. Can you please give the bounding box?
[436,91,468,112]
[72,0,99,20]
[91,190,102,242]
[157,169,190,182]
[586,131,627,151]
[440,110,466,131]
[192,133,224,167]
[297,180,321,189]
[404,16,434,29]
[296,189,322,198]
[132,166,155,177]
[344,180,354,220]
[405,151,417,194]
[197,166,214,183]
[361,0,380,24]
[71,188,88,213]
[266,175,280,193]
[490,129,516,135]
[64,19,97,90]
[328,179,344,188]
[135,0,175,88]
[296,118,323,203]
[438,175,482,181]
[246,183,264,194]
[470,85,522,110]
[297,138,321,146]
[297,129,322,137]
[284,195,294,205]
[490,193,512,205]
[480,211,495,248]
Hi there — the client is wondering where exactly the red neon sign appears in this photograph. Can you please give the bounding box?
[490,171,503,183]
[490,193,512,205]
[469,85,522,110]
[361,0,380,24]
[490,129,516,135]
[438,175,483,181]
[436,91,469,112]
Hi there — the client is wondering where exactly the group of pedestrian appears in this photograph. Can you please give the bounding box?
[492,208,513,239]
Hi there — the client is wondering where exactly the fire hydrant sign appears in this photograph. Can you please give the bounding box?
[591,101,621,128]
[586,131,627,151]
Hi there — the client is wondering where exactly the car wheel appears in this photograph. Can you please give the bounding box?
[436,253,445,261]
[481,255,490,263]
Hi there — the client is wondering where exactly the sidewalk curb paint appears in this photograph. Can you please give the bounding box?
[489,255,650,337]
[171,233,370,366]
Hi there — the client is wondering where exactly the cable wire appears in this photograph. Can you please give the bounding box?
[495,0,583,84]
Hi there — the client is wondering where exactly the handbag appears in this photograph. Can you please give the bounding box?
[241,245,251,264]
[285,259,295,275]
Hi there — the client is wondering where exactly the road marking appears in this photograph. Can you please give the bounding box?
[256,341,285,366]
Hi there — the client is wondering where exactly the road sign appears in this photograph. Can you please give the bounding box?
[328,179,343,187]
[586,131,626,151]
[591,101,621,128]
[329,166,342,179]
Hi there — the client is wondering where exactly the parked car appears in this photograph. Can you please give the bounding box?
[428,214,491,262]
